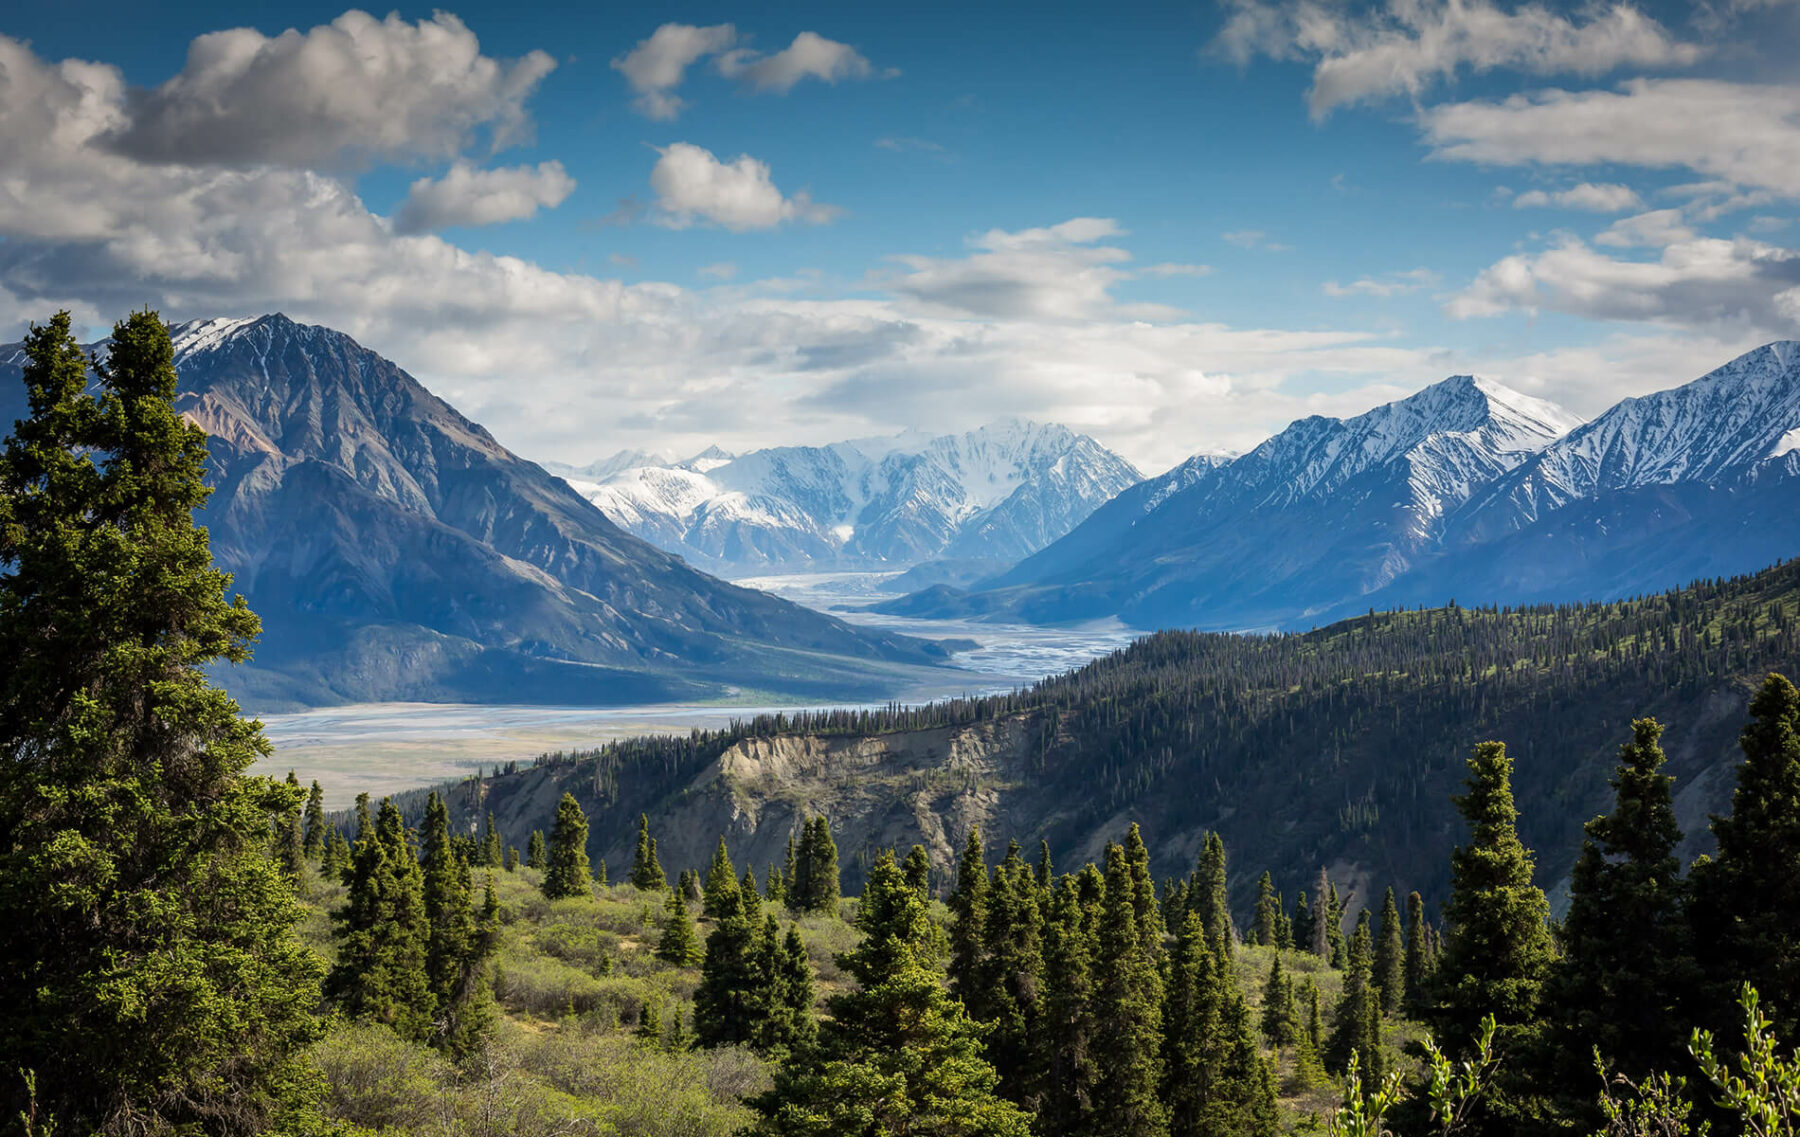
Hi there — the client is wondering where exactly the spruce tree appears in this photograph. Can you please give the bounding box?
[303,779,328,861]
[1293,889,1315,956]
[419,793,496,1054]
[949,827,991,1016]
[1261,951,1302,1048]
[505,845,519,871]
[1326,882,1347,967]
[1206,974,1281,1137]
[526,828,546,870]
[274,776,306,881]
[694,896,761,1047]
[658,889,702,966]
[794,815,841,915]
[1373,886,1405,1016]
[1251,871,1279,946]
[1163,912,1223,1134]
[749,914,817,1058]
[704,835,741,918]
[1549,718,1694,1091]
[1123,823,1164,952]
[480,810,502,868]
[1037,838,1054,887]
[0,311,325,1134]
[1040,874,1102,1137]
[1192,830,1231,949]
[1691,674,1800,1039]
[323,826,352,878]
[1092,842,1169,1137]
[1327,911,1383,1079]
[1403,890,1430,1013]
[747,852,1031,1137]
[904,843,933,898]
[765,863,785,904]
[541,793,593,900]
[328,799,435,1041]
[742,864,764,918]
[981,840,1047,1102]
[631,813,667,891]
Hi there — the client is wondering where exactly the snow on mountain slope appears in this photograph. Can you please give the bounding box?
[1456,342,1800,537]
[555,419,1142,573]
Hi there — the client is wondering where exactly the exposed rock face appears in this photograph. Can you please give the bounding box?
[0,314,954,709]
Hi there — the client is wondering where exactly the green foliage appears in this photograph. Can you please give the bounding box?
[303,780,328,860]
[631,813,667,891]
[1263,950,1304,1048]
[704,835,741,919]
[0,310,325,1134]
[526,829,546,870]
[948,827,990,1012]
[330,799,436,1041]
[1692,674,1800,1040]
[1329,912,1384,1080]
[1689,984,1800,1137]
[747,852,1032,1137]
[658,888,702,966]
[541,794,592,900]
[903,843,932,899]
[1253,870,1280,947]
[790,815,842,916]
[1092,841,1169,1136]
[419,792,499,1054]
[1375,887,1406,1016]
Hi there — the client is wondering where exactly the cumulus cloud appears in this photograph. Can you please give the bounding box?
[1593,209,1696,248]
[393,161,575,234]
[610,24,888,118]
[109,11,554,167]
[715,31,887,92]
[1448,232,1800,333]
[879,218,1162,321]
[1211,0,1699,119]
[1323,268,1439,297]
[1512,183,1644,212]
[698,262,739,280]
[647,142,840,231]
[610,23,737,120]
[1421,80,1800,198]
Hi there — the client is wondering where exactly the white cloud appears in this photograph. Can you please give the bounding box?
[393,161,575,234]
[1449,233,1800,333]
[1323,267,1439,297]
[1211,0,1699,119]
[1140,262,1213,277]
[715,32,886,93]
[1421,80,1800,198]
[1512,183,1644,212]
[110,11,554,167]
[1222,229,1293,252]
[1592,209,1695,248]
[610,23,737,120]
[698,262,739,281]
[646,142,841,231]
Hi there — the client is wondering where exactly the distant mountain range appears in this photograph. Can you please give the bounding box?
[545,421,1142,578]
[0,315,958,710]
[879,343,1800,630]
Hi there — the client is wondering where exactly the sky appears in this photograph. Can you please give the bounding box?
[3,0,1799,473]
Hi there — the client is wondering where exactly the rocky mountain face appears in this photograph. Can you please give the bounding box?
[550,420,1142,576]
[886,344,1800,630]
[0,315,955,709]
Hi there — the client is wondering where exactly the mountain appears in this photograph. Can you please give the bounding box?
[553,420,1142,575]
[880,375,1582,628]
[0,315,957,709]
[407,558,1800,916]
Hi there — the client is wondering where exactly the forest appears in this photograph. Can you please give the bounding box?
[2,312,1798,1137]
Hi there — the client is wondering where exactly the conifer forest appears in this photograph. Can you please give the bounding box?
[6,313,1800,1137]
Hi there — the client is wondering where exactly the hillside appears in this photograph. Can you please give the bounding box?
[0,315,959,710]
[405,559,1800,917]
[883,344,1800,632]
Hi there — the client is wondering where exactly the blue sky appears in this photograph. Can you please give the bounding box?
[3,0,1799,470]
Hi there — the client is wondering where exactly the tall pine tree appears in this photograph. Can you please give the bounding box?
[631,813,667,891]
[542,793,593,900]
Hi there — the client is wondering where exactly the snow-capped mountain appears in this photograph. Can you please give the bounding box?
[554,420,1143,574]
[0,314,951,708]
[887,343,1800,631]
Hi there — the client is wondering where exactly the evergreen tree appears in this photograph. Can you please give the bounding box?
[637,997,662,1043]
[1039,874,1102,1137]
[541,793,593,900]
[323,826,352,878]
[1373,886,1405,1016]
[1327,911,1383,1080]
[1550,718,1695,1091]
[793,815,842,915]
[0,312,326,1134]
[1691,674,1800,1039]
[948,827,991,1015]
[1206,976,1281,1137]
[694,897,761,1047]
[631,813,667,891]
[1163,912,1223,1134]
[658,889,702,966]
[328,799,435,1042]
[1261,951,1302,1048]
[903,843,933,898]
[1251,871,1279,946]
[704,835,741,918]
[419,793,496,1055]
[1092,842,1169,1137]
[1404,890,1431,1014]
[981,841,1047,1102]
[742,864,764,920]
[748,852,1031,1137]
[303,779,327,860]
[765,863,785,905]
[749,914,817,1058]
[479,810,502,868]
[274,774,306,881]
[1293,890,1315,957]
[505,845,519,871]
[782,834,799,905]
[1326,882,1347,967]
[526,828,547,870]
[1192,830,1231,948]
[1037,839,1054,887]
